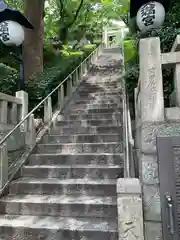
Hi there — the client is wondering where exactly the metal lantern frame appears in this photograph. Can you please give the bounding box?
[0,0,34,90]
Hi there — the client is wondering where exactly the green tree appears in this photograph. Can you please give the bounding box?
[24,0,45,80]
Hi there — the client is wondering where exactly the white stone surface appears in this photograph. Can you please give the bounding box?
[117,178,144,240]
[139,37,164,122]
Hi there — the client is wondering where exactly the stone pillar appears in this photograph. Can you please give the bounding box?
[44,97,52,123]
[137,35,180,240]
[16,91,28,131]
[0,143,8,190]
[139,37,164,122]
[0,100,7,123]
[171,35,180,106]
[138,37,164,239]
[117,178,144,240]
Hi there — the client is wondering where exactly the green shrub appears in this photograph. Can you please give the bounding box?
[124,40,137,65]
[0,45,96,115]
[79,44,97,57]
[43,41,57,66]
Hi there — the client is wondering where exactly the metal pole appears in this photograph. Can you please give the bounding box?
[19,44,24,91]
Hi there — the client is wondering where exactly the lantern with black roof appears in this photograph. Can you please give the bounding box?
[0,0,34,90]
[130,0,170,32]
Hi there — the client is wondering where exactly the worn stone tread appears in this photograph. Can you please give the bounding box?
[50,125,123,135]
[36,142,123,154]
[28,153,124,166]
[0,194,117,205]
[21,164,123,179]
[23,164,121,169]
[42,134,122,144]
[11,178,117,185]
[58,113,122,120]
[0,215,118,232]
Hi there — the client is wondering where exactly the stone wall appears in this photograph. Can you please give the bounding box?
[135,35,180,239]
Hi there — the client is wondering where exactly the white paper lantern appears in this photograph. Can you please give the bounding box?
[136,1,165,32]
[0,20,25,46]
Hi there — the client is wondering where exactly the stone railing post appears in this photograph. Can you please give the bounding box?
[67,77,73,97]
[10,103,18,125]
[117,178,144,240]
[75,69,79,84]
[171,35,180,106]
[16,91,28,131]
[44,96,52,123]
[58,84,64,109]
[139,37,164,122]
[25,114,36,147]
[0,100,7,124]
[0,143,8,189]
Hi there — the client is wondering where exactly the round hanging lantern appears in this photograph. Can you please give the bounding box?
[136,1,165,32]
[0,20,24,46]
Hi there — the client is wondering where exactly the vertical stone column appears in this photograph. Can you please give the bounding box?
[138,37,164,239]
[117,178,144,240]
[0,100,7,124]
[16,91,28,131]
[171,35,180,106]
[139,37,164,122]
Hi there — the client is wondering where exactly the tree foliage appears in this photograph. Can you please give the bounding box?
[0,0,129,109]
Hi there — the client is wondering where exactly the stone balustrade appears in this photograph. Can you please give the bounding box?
[0,91,28,137]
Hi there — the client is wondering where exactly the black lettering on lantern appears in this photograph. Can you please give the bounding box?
[0,22,10,42]
[141,3,155,26]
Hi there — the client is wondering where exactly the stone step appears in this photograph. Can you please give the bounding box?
[36,142,123,154]
[42,133,122,144]
[50,125,123,135]
[77,86,121,91]
[10,178,117,196]
[79,83,120,88]
[68,107,122,115]
[84,82,120,86]
[58,113,122,121]
[75,93,122,99]
[74,99,121,105]
[78,83,121,88]
[70,103,122,110]
[55,119,121,127]
[28,153,124,166]
[0,215,118,240]
[21,164,123,179]
[77,88,122,93]
[0,195,117,218]
[77,92,121,97]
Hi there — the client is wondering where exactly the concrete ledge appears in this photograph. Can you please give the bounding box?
[165,107,180,122]
[117,178,141,195]
[117,178,144,240]
[0,92,22,105]
[161,52,180,68]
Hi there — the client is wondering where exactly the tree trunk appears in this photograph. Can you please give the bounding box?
[24,0,45,80]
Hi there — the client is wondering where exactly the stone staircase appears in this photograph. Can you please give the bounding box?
[0,49,123,239]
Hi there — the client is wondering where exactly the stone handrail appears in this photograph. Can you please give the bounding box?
[0,91,26,126]
[0,43,103,194]
[0,93,22,104]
